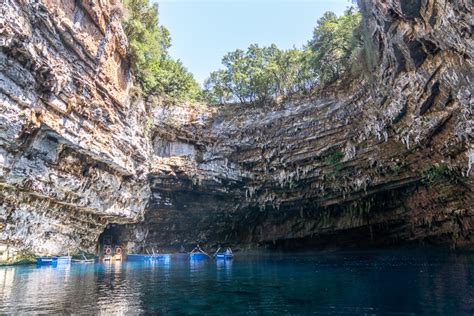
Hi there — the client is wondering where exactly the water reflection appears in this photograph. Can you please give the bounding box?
[215,259,232,269]
[216,259,233,280]
[189,259,207,270]
[0,250,472,314]
[0,267,14,302]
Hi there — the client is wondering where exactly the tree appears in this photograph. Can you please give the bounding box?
[203,70,232,104]
[308,9,362,84]
[122,0,201,102]
[203,9,363,105]
[204,44,318,105]
[204,45,282,104]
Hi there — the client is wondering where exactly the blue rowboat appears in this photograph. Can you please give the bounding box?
[36,256,71,265]
[127,254,171,262]
[190,252,208,260]
[215,253,233,260]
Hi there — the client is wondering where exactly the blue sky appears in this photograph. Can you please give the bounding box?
[158,0,353,85]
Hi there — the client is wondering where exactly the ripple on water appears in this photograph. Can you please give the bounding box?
[0,250,473,314]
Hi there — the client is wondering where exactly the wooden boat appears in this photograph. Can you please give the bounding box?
[36,256,71,265]
[71,258,95,263]
[189,245,209,260]
[214,247,234,260]
[189,252,208,260]
[127,254,171,262]
[71,255,95,263]
[215,253,233,260]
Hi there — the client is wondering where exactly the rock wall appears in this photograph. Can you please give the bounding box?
[0,0,150,257]
[127,0,473,252]
[0,0,472,257]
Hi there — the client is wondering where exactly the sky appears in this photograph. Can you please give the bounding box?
[158,0,353,85]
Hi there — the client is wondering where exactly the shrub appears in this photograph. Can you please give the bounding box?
[325,151,345,179]
[422,164,457,184]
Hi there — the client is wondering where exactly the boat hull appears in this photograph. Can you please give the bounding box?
[215,254,233,260]
[36,256,71,265]
[71,259,95,263]
[190,252,208,260]
[127,254,171,262]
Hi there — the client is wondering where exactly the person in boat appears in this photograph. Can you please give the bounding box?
[225,247,233,255]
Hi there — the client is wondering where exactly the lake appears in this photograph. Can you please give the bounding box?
[0,250,473,314]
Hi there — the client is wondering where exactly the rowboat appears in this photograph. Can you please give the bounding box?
[189,252,208,260]
[189,245,209,260]
[215,253,233,260]
[36,256,71,265]
[72,255,95,263]
[71,258,95,263]
[127,254,171,262]
[214,247,234,260]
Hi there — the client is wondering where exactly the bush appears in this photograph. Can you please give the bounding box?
[422,164,457,184]
[324,151,345,179]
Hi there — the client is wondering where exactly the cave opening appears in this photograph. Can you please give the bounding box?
[97,223,127,256]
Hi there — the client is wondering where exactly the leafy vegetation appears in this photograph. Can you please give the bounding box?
[422,164,457,184]
[204,45,317,104]
[324,151,345,179]
[389,163,405,175]
[204,8,364,105]
[122,0,201,102]
[288,179,301,189]
[0,251,36,266]
[122,2,369,106]
[308,9,362,85]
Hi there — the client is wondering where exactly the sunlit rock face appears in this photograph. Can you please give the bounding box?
[0,0,150,256]
[127,0,473,251]
[0,0,472,256]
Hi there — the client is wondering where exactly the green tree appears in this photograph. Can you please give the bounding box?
[308,9,362,84]
[122,0,201,102]
[205,45,281,104]
[204,9,363,105]
[204,44,318,104]
[203,70,232,104]
[154,59,201,100]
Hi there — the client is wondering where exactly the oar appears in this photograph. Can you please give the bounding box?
[198,246,211,257]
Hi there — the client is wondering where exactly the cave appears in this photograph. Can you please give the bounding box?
[97,223,127,255]
[0,0,472,314]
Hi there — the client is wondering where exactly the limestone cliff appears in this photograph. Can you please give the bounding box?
[0,0,150,257]
[0,0,472,259]
[125,0,473,251]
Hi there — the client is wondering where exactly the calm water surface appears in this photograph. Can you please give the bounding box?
[0,250,473,314]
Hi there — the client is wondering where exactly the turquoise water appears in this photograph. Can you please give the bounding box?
[0,250,473,314]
